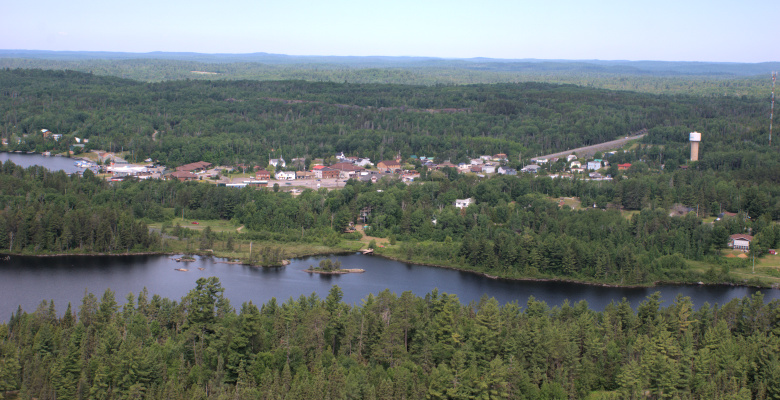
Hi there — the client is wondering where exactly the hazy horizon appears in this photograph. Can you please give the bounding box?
[3,0,778,64]
[0,49,777,65]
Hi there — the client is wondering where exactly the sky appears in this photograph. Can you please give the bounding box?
[2,0,777,62]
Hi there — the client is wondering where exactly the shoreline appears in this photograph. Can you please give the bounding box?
[2,248,774,290]
[372,253,774,290]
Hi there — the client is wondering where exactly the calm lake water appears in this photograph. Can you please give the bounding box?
[1,253,777,319]
[0,152,85,174]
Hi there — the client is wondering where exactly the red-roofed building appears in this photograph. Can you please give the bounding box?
[729,234,753,251]
[314,168,340,179]
[255,169,271,180]
[177,161,213,173]
[169,171,197,181]
[618,163,632,170]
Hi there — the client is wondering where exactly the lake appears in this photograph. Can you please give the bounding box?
[0,152,86,174]
[1,253,777,320]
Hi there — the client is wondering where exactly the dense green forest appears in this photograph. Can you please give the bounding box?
[2,278,780,399]
[0,69,774,169]
[0,54,777,97]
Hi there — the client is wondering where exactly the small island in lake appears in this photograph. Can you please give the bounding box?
[305,258,365,275]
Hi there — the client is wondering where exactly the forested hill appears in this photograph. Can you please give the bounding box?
[1,51,777,96]
[1,278,779,399]
[0,69,771,167]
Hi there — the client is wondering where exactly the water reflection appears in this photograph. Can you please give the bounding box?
[1,253,777,319]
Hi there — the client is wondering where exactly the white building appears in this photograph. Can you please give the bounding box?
[481,165,496,174]
[454,198,475,209]
[567,154,578,162]
[270,158,286,168]
[587,161,602,170]
[521,164,541,173]
[355,158,373,167]
[276,171,296,180]
[729,234,753,251]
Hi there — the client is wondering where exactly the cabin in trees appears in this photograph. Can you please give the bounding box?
[454,198,475,209]
[618,163,632,170]
[269,158,286,168]
[729,234,753,251]
[377,160,401,172]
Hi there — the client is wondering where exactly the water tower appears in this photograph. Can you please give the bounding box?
[689,131,701,161]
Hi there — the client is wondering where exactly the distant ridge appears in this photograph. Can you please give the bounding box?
[1,49,778,76]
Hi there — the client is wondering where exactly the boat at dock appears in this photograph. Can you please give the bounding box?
[74,160,95,168]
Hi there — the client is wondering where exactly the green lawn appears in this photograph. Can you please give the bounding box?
[149,218,243,233]
[686,251,780,286]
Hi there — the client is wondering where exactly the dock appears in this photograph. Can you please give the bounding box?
[362,248,374,255]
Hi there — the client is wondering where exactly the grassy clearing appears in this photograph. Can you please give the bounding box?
[354,225,389,247]
[686,251,780,286]
[151,217,366,264]
[557,197,583,210]
[150,218,242,233]
[621,210,640,220]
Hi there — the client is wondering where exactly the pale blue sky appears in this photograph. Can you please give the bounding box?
[2,0,777,62]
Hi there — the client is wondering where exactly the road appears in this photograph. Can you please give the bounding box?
[227,176,346,191]
[534,133,646,161]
